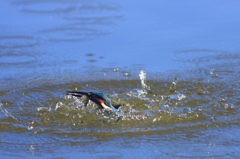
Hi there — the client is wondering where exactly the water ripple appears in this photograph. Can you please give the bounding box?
[0,36,39,49]
[37,25,111,42]
[0,51,37,66]
[11,0,123,43]
[172,49,240,66]
[1,74,239,134]
[92,151,122,159]
[12,0,76,14]
[12,0,121,15]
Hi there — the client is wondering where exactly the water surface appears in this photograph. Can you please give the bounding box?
[0,0,240,158]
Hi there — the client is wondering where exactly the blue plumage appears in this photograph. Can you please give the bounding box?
[67,91,122,111]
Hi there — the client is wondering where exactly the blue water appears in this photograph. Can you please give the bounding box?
[0,0,240,158]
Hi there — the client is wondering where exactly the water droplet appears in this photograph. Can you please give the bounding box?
[197,108,203,112]
[219,98,226,102]
[139,70,150,90]
[37,107,43,111]
[210,68,214,74]
[28,126,34,130]
[125,73,131,76]
[224,104,234,110]
[55,102,63,110]
[139,70,146,81]
[114,68,119,72]
[164,104,169,109]
[29,144,35,151]
[177,94,186,100]
[212,74,219,78]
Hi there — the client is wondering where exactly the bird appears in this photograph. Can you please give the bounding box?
[66,91,122,111]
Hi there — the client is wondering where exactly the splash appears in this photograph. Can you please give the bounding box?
[1,69,237,134]
[44,70,188,131]
[139,70,151,91]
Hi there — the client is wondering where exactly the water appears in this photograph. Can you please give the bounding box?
[0,0,240,158]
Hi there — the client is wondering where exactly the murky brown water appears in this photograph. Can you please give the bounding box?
[1,0,240,158]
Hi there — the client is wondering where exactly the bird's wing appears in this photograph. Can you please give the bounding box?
[91,92,112,105]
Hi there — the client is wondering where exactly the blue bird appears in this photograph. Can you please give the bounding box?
[67,91,122,111]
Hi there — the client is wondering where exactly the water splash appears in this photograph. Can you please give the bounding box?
[167,77,178,94]
[0,69,238,134]
[139,70,151,91]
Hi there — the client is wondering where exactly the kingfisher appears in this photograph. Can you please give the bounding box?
[67,91,122,111]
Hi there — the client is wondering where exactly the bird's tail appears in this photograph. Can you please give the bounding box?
[66,91,88,98]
